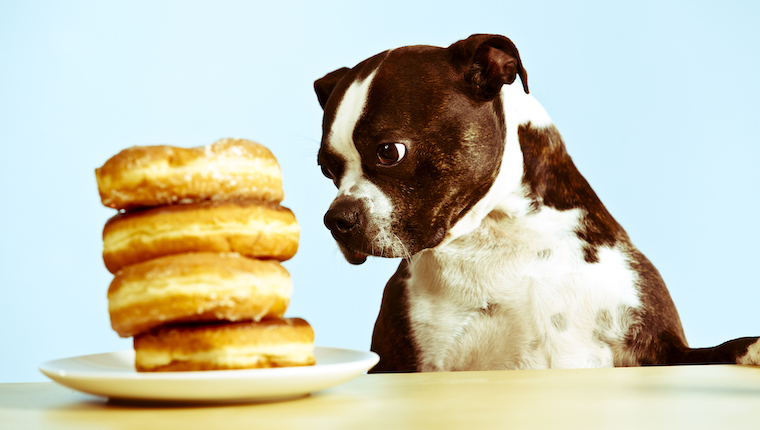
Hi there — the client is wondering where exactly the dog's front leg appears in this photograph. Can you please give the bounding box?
[369,260,419,372]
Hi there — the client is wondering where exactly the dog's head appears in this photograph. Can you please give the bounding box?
[315,34,528,264]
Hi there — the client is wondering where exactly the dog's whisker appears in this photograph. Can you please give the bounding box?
[393,233,415,270]
[370,230,384,258]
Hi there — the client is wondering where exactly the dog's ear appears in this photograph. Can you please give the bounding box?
[448,34,528,99]
[314,67,351,109]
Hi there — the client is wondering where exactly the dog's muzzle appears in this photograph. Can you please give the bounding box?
[324,197,369,264]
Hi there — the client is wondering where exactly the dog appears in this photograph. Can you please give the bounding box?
[313,34,760,372]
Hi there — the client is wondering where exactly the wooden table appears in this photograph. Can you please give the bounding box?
[2,365,759,430]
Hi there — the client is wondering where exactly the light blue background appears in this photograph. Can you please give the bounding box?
[1,1,758,382]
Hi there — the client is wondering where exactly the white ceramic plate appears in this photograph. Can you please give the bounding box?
[39,346,378,403]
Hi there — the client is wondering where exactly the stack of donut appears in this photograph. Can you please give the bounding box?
[95,138,315,372]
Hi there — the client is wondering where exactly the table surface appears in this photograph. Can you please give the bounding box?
[2,365,760,430]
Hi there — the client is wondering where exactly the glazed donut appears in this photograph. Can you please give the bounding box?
[133,318,316,372]
[108,252,292,338]
[95,138,284,210]
[102,199,299,273]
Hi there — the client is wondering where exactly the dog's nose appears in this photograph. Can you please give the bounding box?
[324,199,360,235]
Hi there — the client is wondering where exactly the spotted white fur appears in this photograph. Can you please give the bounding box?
[408,206,642,370]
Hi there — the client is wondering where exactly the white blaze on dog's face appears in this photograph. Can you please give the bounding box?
[316,42,529,264]
[322,69,404,263]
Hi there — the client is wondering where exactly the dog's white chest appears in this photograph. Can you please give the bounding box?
[406,207,642,371]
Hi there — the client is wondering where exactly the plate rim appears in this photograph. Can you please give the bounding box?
[39,346,378,380]
[38,346,379,402]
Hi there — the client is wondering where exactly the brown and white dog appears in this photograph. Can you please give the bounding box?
[314,34,760,372]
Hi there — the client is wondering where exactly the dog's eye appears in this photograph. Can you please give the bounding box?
[377,143,406,166]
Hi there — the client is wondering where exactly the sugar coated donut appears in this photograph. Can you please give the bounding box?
[102,199,299,273]
[134,318,316,372]
[95,138,284,210]
[108,252,292,338]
